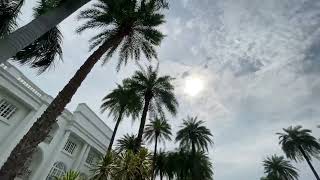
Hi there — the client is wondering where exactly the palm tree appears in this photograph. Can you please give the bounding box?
[0,0,24,37]
[144,117,172,180]
[12,0,63,73]
[116,134,140,153]
[54,170,79,180]
[154,151,167,180]
[263,155,299,180]
[92,152,115,180]
[277,125,320,180]
[175,116,213,179]
[0,0,90,62]
[0,0,165,178]
[123,66,178,149]
[101,84,142,152]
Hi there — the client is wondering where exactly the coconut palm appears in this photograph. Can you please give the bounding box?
[0,0,90,62]
[101,84,142,152]
[0,0,24,37]
[123,66,178,149]
[116,134,140,153]
[263,155,299,180]
[0,0,165,178]
[144,117,172,180]
[12,0,63,73]
[176,116,213,179]
[277,125,320,180]
[92,152,116,180]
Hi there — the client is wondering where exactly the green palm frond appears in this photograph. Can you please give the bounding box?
[144,117,172,144]
[123,66,178,119]
[0,0,24,37]
[13,0,63,73]
[277,125,320,162]
[176,116,213,152]
[101,84,142,121]
[54,170,79,180]
[116,134,141,153]
[77,0,165,71]
[263,155,299,180]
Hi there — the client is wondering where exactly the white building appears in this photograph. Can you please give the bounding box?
[0,62,113,180]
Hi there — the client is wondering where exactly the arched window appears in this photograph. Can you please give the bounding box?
[46,162,66,180]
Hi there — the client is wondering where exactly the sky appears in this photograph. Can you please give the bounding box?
[13,0,320,179]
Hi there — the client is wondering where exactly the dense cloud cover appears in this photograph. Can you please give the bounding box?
[16,0,320,179]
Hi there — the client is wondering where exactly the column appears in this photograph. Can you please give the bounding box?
[72,143,89,170]
[34,130,71,180]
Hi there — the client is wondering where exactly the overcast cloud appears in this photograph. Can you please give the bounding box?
[14,0,320,179]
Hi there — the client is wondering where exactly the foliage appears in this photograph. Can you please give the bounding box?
[76,0,165,71]
[144,117,172,144]
[91,149,152,180]
[116,134,140,153]
[101,84,142,122]
[0,0,24,37]
[124,66,178,120]
[277,125,320,161]
[263,155,299,180]
[13,0,63,73]
[54,170,79,180]
[176,116,213,152]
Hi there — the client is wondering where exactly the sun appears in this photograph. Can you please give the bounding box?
[184,76,204,97]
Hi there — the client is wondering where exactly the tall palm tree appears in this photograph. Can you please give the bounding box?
[116,134,140,153]
[12,0,63,73]
[277,125,320,180]
[0,0,165,178]
[0,0,24,37]
[144,117,172,180]
[0,0,90,62]
[175,116,213,179]
[263,155,299,180]
[101,84,142,152]
[123,66,178,149]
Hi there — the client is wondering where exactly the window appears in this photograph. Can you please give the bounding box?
[46,162,66,180]
[0,99,17,120]
[63,140,77,155]
[85,149,101,166]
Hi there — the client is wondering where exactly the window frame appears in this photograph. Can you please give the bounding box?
[0,98,17,121]
[63,139,77,156]
[46,162,66,180]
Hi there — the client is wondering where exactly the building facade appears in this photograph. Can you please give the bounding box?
[0,62,113,180]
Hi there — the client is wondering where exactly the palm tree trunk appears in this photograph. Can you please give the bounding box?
[0,40,115,179]
[298,146,320,180]
[152,135,158,180]
[0,0,90,62]
[107,107,124,152]
[191,141,196,180]
[136,92,152,150]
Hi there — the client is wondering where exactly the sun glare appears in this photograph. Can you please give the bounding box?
[184,76,204,97]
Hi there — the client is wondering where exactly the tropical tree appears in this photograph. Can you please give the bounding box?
[12,0,63,73]
[263,155,299,180]
[116,134,140,153]
[0,0,24,37]
[277,125,320,180]
[101,84,142,152]
[0,0,165,178]
[176,116,213,179]
[54,170,79,180]
[123,66,178,149]
[144,117,172,179]
[0,0,90,63]
[92,152,116,180]
[154,151,167,180]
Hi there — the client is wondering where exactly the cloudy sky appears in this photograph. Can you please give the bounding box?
[14,0,320,179]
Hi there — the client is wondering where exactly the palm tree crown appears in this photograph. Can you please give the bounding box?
[144,117,172,144]
[101,84,142,120]
[116,134,140,153]
[277,126,320,161]
[176,116,213,152]
[0,0,23,37]
[77,0,165,70]
[263,155,299,180]
[13,0,63,73]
